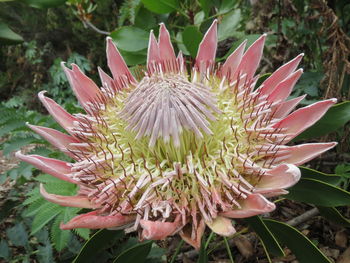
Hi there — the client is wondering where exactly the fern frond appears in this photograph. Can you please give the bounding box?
[51,212,71,251]
[31,202,62,235]
[23,198,46,217]
[23,187,41,206]
[74,228,90,240]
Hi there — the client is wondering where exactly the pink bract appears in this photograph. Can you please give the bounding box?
[17,20,337,250]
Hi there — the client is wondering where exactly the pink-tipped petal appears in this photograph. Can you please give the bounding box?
[15,152,77,184]
[195,20,218,72]
[273,95,306,118]
[180,219,206,250]
[38,91,78,134]
[62,63,102,110]
[60,211,135,230]
[220,40,246,79]
[254,164,301,193]
[158,23,176,62]
[273,98,337,139]
[267,69,303,103]
[106,37,136,84]
[278,142,337,166]
[220,194,276,218]
[40,184,93,208]
[27,124,81,159]
[263,189,289,198]
[147,30,160,70]
[140,218,181,240]
[98,66,114,89]
[260,53,304,95]
[234,34,266,81]
[206,216,236,237]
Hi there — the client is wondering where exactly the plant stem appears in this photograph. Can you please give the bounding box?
[205,231,215,249]
[224,237,235,263]
[170,239,184,263]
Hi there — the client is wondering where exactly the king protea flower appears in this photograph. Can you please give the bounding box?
[17,20,337,249]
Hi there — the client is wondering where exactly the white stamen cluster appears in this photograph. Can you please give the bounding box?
[120,74,220,147]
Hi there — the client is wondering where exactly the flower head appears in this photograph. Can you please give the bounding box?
[17,20,337,249]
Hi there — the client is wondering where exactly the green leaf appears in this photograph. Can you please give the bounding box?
[134,7,157,30]
[317,206,350,227]
[0,22,23,44]
[6,223,28,247]
[244,216,284,257]
[175,32,190,56]
[0,240,10,260]
[199,0,212,16]
[119,49,147,66]
[141,0,178,14]
[74,228,90,240]
[219,0,237,14]
[20,0,66,8]
[197,237,208,263]
[3,136,38,156]
[113,241,153,263]
[110,26,149,52]
[194,11,205,25]
[218,9,241,41]
[299,166,341,185]
[295,101,350,140]
[263,219,331,263]
[31,202,62,235]
[51,212,71,251]
[285,178,350,206]
[182,26,203,58]
[37,243,54,263]
[74,229,124,263]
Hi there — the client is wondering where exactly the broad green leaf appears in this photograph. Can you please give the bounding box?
[0,22,23,44]
[21,0,66,8]
[182,26,203,58]
[244,216,284,257]
[318,206,350,227]
[295,101,350,140]
[219,0,237,14]
[175,32,190,56]
[222,34,260,59]
[263,219,331,263]
[218,9,241,41]
[6,223,28,247]
[199,0,212,16]
[299,166,341,185]
[74,229,124,263]
[113,241,153,263]
[110,27,149,52]
[285,178,350,206]
[119,49,147,66]
[141,0,178,14]
[194,11,205,25]
[134,7,156,30]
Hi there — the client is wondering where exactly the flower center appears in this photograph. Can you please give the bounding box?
[120,74,220,147]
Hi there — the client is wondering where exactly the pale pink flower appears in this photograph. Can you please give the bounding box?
[17,21,337,249]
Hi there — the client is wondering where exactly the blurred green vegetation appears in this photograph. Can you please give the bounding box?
[0,0,350,262]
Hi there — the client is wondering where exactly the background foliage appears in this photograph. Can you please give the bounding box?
[0,0,350,262]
